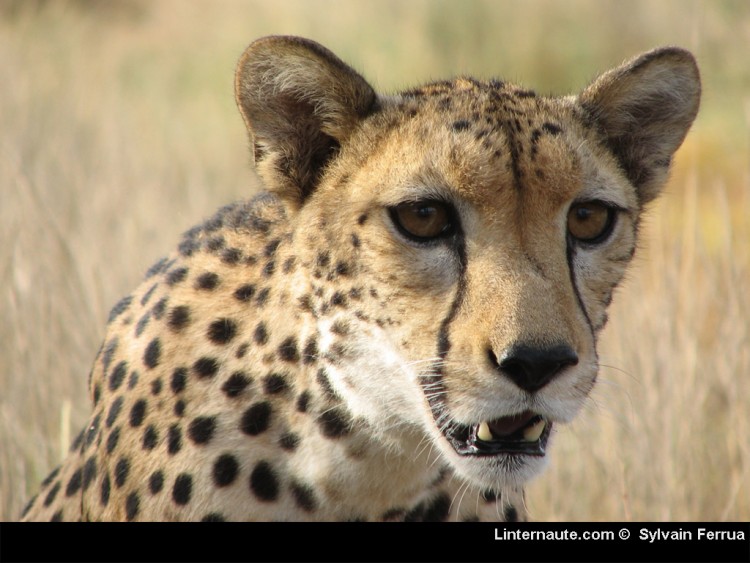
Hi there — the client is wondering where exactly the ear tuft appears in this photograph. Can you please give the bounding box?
[235,36,377,204]
[579,47,701,204]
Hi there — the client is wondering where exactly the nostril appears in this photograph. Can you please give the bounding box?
[491,343,579,393]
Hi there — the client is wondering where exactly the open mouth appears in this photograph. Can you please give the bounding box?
[443,411,552,457]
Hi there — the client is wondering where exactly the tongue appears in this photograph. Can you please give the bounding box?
[487,411,537,438]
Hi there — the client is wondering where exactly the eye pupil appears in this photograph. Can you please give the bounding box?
[390,200,455,241]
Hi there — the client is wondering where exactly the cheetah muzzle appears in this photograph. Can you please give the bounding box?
[21,35,700,522]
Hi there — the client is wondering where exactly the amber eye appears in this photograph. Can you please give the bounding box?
[567,201,616,243]
[389,200,455,241]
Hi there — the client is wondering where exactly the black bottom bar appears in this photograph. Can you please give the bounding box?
[1,522,748,563]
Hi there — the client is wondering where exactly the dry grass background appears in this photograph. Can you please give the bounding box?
[1,0,748,521]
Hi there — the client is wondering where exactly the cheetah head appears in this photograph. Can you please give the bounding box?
[235,37,700,490]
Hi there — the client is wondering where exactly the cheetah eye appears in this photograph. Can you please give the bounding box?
[389,200,456,242]
[567,201,617,244]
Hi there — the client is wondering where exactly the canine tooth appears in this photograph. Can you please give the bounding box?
[477,421,493,441]
[523,419,546,442]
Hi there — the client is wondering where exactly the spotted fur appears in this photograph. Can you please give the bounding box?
[21,36,699,521]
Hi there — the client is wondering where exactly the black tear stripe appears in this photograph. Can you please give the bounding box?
[565,237,595,338]
[427,228,468,419]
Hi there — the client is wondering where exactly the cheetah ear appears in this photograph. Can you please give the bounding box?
[235,36,377,206]
[579,47,700,205]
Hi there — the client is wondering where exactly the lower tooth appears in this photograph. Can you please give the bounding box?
[523,419,546,442]
[477,421,493,441]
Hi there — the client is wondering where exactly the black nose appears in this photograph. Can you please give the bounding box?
[489,344,579,393]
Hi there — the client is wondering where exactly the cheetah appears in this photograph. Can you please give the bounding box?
[21,36,700,522]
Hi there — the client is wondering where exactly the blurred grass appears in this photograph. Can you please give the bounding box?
[1,0,748,520]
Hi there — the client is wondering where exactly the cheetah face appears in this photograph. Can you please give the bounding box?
[236,37,700,490]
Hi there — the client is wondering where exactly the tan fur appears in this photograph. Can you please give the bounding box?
[22,36,699,522]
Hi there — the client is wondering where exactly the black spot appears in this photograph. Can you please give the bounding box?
[206,235,225,252]
[151,378,162,395]
[109,361,127,391]
[279,432,300,451]
[316,368,338,400]
[290,481,318,512]
[178,237,199,257]
[82,457,97,491]
[263,239,281,257]
[335,261,351,277]
[171,367,187,393]
[166,267,188,286]
[263,373,289,395]
[222,371,251,398]
[93,383,101,406]
[152,297,168,320]
[278,337,299,362]
[106,427,121,454]
[423,493,451,521]
[201,513,226,522]
[195,272,220,291]
[481,489,498,502]
[135,313,150,337]
[452,119,471,132]
[504,505,519,522]
[331,320,350,336]
[43,482,61,507]
[282,257,296,273]
[235,343,250,359]
[318,408,351,438]
[253,322,269,345]
[108,295,132,323]
[143,425,159,450]
[357,213,368,225]
[381,508,406,521]
[114,457,130,488]
[316,251,330,268]
[256,287,270,306]
[144,338,161,369]
[212,454,239,487]
[542,122,562,136]
[149,470,164,494]
[296,391,311,413]
[188,416,216,445]
[50,510,63,522]
[249,461,279,502]
[241,402,272,436]
[20,496,36,518]
[85,412,102,447]
[208,318,238,345]
[221,247,242,265]
[65,468,82,497]
[168,306,191,331]
[233,284,256,302]
[125,492,140,521]
[302,337,318,364]
[203,211,224,233]
[145,257,169,279]
[173,473,193,505]
[127,370,139,389]
[351,233,360,248]
[174,400,185,417]
[100,473,110,506]
[168,424,182,455]
[129,399,147,427]
[263,260,276,277]
[41,467,61,488]
[193,357,220,379]
[331,292,347,307]
[70,429,84,452]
